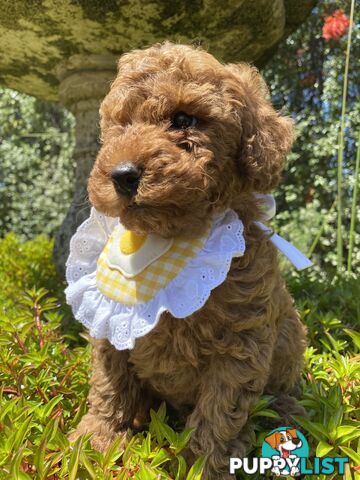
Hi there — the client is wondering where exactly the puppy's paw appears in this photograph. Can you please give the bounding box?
[69,427,128,452]
[68,413,128,452]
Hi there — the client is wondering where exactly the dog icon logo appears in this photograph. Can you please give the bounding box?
[231,426,347,476]
[262,427,309,477]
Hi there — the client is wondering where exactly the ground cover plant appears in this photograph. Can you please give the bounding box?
[0,235,358,479]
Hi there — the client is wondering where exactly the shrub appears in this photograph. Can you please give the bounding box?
[0,234,62,306]
[0,88,75,239]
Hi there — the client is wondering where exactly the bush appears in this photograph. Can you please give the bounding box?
[0,234,61,305]
[0,88,75,239]
[264,0,360,273]
[0,236,359,479]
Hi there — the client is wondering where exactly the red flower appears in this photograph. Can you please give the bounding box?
[322,9,350,41]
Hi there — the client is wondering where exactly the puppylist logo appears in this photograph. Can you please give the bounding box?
[230,427,349,477]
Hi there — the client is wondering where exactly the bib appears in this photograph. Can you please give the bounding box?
[65,198,311,351]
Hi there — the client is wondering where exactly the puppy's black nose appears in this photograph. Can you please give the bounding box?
[111,163,142,197]
[292,438,301,445]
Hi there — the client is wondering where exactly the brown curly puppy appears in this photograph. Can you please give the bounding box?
[74,42,307,479]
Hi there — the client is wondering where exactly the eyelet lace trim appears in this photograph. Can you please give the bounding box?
[65,208,245,350]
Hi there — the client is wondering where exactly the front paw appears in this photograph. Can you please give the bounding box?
[68,413,128,452]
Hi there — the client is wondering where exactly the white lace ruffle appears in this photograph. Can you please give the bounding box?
[65,208,245,350]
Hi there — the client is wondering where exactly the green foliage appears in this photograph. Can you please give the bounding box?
[0,235,206,479]
[0,233,62,306]
[264,0,360,273]
[0,289,208,480]
[0,88,75,239]
[0,283,203,479]
[0,235,359,479]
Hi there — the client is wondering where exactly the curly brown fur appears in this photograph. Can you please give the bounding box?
[73,42,307,479]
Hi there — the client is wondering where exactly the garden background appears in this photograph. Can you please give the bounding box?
[0,0,359,479]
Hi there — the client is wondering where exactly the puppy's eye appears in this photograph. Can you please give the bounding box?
[171,111,197,129]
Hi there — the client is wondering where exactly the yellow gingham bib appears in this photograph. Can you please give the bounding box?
[65,200,312,351]
[96,224,210,305]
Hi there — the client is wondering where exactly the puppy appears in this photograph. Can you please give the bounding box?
[73,42,307,479]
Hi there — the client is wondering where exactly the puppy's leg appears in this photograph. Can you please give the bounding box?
[70,339,143,451]
[266,292,307,421]
[186,341,272,480]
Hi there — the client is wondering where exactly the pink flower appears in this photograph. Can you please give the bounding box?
[322,9,350,41]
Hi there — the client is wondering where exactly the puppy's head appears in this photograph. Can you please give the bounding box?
[88,42,293,236]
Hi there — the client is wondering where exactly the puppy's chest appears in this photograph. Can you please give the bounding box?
[129,314,203,404]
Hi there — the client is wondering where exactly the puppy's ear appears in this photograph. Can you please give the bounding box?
[225,63,294,193]
[264,432,280,449]
[287,428,297,439]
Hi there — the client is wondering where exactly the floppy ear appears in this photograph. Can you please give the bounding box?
[287,428,298,439]
[264,432,280,449]
[225,63,294,193]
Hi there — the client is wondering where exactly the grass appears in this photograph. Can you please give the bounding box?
[0,234,359,480]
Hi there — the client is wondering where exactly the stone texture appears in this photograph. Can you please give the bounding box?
[0,0,316,274]
[0,0,316,101]
[53,55,116,274]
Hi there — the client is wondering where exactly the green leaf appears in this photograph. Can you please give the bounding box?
[51,427,70,451]
[251,409,280,419]
[175,428,194,452]
[186,456,206,480]
[79,451,97,479]
[69,399,88,429]
[292,416,328,442]
[149,408,165,445]
[176,455,187,480]
[9,446,26,479]
[122,436,137,466]
[157,402,167,422]
[33,419,59,479]
[0,398,19,422]
[344,329,360,349]
[142,432,151,458]
[339,446,360,465]
[160,423,177,446]
[16,473,32,480]
[116,469,129,480]
[336,430,360,444]
[13,415,32,449]
[335,425,359,440]
[135,460,157,480]
[150,448,171,468]
[38,395,63,420]
[316,441,334,457]
[103,434,124,468]
[68,436,85,480]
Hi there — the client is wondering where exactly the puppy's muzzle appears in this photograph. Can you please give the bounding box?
[111,162,142,198]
